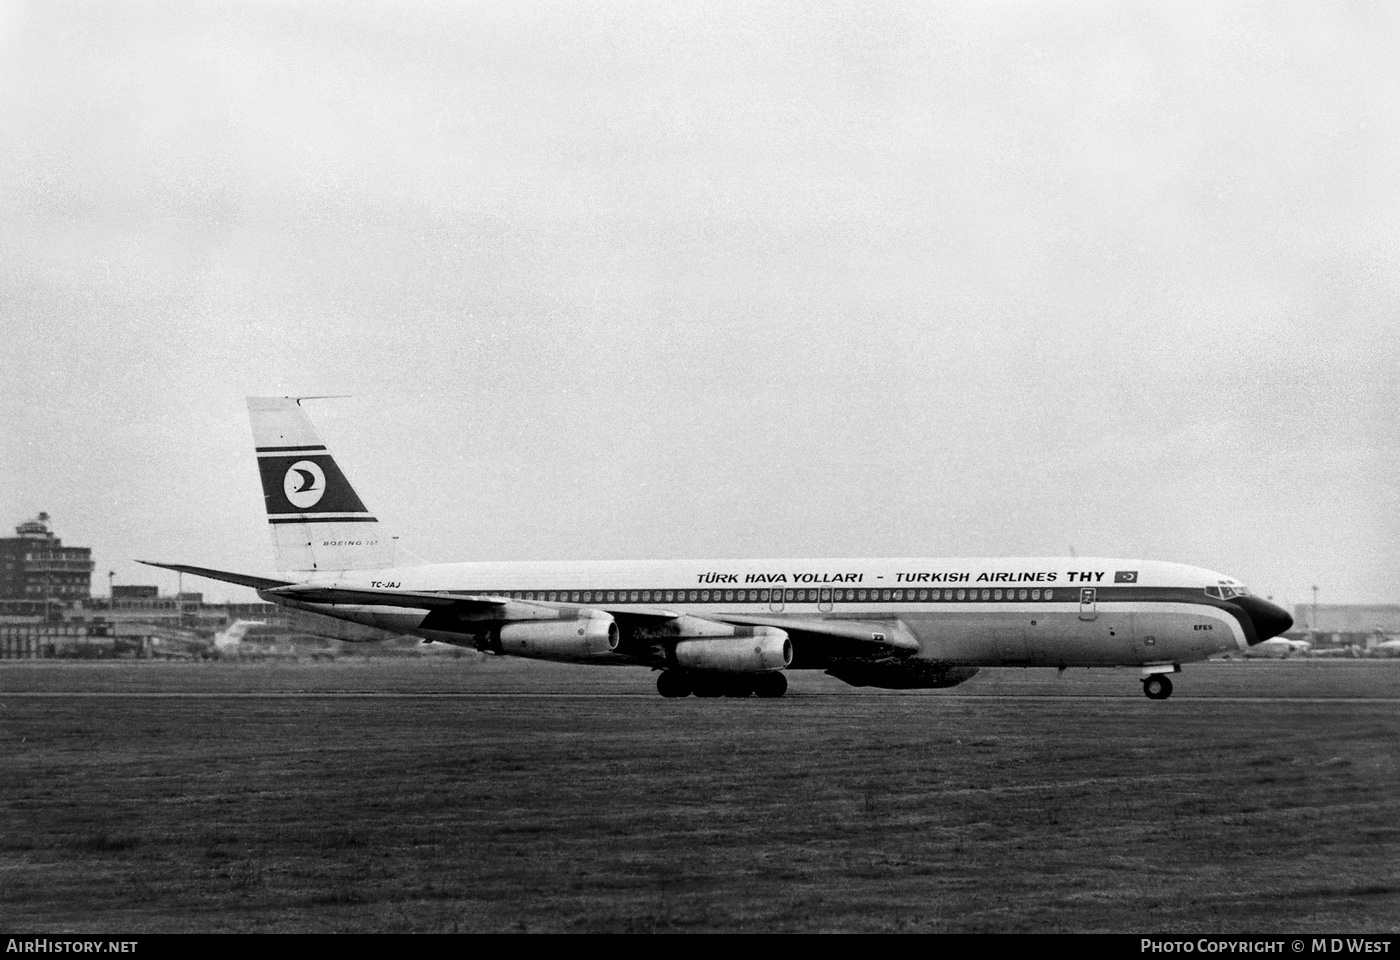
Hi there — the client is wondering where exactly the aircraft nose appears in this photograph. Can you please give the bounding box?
[1233,595,1294,644]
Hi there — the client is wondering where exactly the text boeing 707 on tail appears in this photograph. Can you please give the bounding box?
[144,397,1293,700]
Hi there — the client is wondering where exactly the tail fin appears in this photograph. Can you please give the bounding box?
[248,397,399,573]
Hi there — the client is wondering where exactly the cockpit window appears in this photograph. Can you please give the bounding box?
[1205,583,1251,600]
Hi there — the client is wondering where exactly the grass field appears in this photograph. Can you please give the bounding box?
[2,659,1398,933]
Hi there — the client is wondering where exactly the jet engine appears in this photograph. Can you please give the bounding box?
[497,612,620,662]
[673,627,792,673]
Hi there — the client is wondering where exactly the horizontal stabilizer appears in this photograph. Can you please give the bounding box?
[138,561,293,591]
[265,583,509,612]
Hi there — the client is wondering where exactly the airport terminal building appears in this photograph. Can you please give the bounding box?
[0,514,381,658]
[0,513,93,614]
[1293,604,1400,648]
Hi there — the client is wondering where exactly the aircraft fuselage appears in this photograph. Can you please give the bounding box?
[264,556,1274,671]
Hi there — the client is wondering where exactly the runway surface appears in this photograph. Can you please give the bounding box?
[3,659,1398,932]
[4,690,1399,704]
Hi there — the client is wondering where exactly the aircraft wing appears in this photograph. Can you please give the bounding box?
[147,562,918,654]
[138,561,294,591]
[598,605,918,652]
[274,586,917,655]
[710,613,920,651]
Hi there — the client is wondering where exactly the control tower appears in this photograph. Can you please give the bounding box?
[0,512,94,604]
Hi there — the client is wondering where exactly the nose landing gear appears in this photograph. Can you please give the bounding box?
[1142,674,1173,700]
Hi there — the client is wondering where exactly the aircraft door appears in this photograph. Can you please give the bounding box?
[1079,587,1097,621]
[818,588,833,613]
[1127,613,1153,661]
[769,589,784,613]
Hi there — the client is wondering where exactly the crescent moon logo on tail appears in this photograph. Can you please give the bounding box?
[284,460,327,509]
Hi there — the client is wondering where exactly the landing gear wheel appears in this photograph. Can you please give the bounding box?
[722,676,756,698]
[657,671,692,698]
[1142,675,1173,700]
[754,672,788,699]
[692,675,725,698]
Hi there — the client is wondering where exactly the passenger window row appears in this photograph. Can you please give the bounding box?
[492,587,1058,604]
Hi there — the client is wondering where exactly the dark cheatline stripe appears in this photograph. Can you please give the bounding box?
[255,445,328,453]
[268,516,378,524]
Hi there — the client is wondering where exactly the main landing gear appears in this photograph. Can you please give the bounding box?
[656,670,788,699]
[1141,674,1173,700]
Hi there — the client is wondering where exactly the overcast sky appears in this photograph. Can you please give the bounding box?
[2,1,1397,610]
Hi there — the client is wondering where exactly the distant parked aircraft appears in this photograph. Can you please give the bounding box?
[1309,643,1358,658]
[1242,637,1313,659]
[212,619,267,655]
[143,398,1293,701]
[1366,635,1400,658]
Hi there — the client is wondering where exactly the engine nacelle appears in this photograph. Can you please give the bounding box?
[673,628,791,673]
[498,612,620,662]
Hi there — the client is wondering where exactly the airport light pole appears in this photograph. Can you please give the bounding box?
[1311,585,1319,634]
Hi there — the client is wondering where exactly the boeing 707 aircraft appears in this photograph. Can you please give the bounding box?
[144,397,1293,700]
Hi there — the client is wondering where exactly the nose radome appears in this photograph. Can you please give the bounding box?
[1234,595,1294,643]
